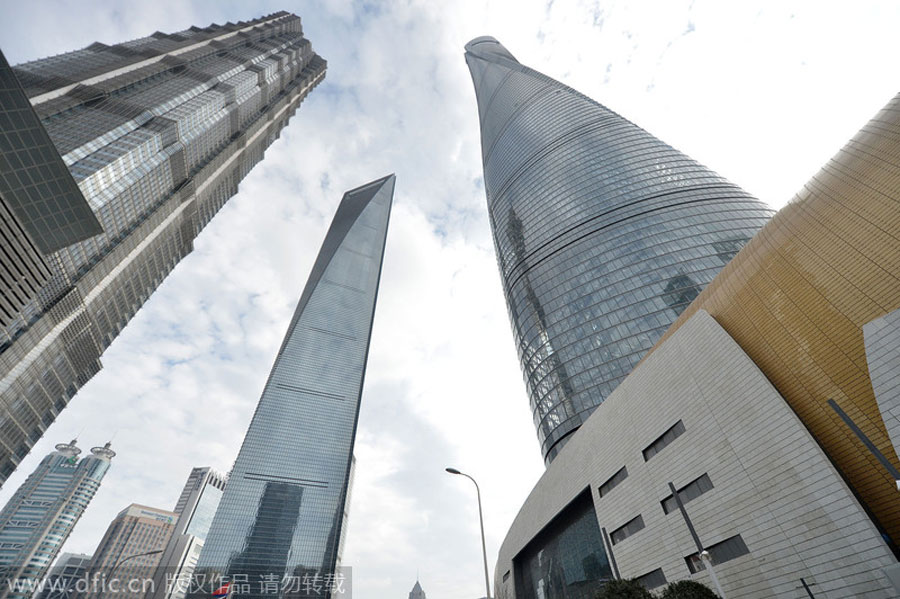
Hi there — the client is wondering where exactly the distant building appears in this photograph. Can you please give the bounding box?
[408,580,426,599]
[190,175,395,599]
[147,467,226,599]
[0,440,114,599]
[35,553,92,599]
[84,504,176,599]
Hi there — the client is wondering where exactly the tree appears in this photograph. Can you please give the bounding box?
[594,578,653,599]
[661,579,719,599]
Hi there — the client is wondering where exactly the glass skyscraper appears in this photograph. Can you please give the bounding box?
[464,37,775,462]
[149,467,227,599]
[0,12,326,485]
[0,439,114,599]
[191,175,395,599]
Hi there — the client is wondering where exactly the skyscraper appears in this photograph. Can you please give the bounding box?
[0,439,114,599]
[491,92,900,599]
[148,467,226,599]
[0,49,102,330]
[83,504,177,599]
[191,175,394,599]
[408,580,426,599]
[34,552,92,599]
[0,12,326,485]
[464,37,775,462]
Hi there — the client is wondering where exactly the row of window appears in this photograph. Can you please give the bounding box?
[609,471,716,548]
[591,419,750,590]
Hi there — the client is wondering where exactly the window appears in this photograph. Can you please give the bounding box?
[661,474,714,514]
[635,568,667,590]
[642,420,685,461]
[502,570,510,583]
[598,466,628,498]
[685,535,750,573]
[514,491,613,599]
[609,514,644,545]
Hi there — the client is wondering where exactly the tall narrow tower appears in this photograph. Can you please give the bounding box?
[0,440,114,599]
[192,175,395,598]
[148,467,227,599]
[0,12,326,485]
[464,37,775,462]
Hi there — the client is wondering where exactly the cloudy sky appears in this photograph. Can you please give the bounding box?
[0,1,898,598]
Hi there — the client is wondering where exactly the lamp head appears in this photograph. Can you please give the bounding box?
[445,467,461,475]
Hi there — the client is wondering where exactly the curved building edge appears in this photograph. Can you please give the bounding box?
[493,310,896,599]
[646,91,900,545]
[465,36,774,463]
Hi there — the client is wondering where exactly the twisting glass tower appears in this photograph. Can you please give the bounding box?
[464,37,775,463]
[192,175,395,599]
[0,439,114,599]
[0,12,325,484]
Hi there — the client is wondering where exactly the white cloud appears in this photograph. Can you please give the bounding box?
[1,1,898,598]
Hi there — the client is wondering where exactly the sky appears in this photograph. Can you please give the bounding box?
[0,1,898,598]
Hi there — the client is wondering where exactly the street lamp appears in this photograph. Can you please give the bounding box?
[106,549,164,590]
[446,467,491,599]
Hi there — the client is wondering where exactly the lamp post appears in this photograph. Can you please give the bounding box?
[105,549,164,593]
[668,482,726,598]
[446,467,491,599]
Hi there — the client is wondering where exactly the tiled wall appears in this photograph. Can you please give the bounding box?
[650,92,900,545]
[495,310,895,598]
[865,308,900,458]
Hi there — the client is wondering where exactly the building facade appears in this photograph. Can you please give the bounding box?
[489,85,900,599]
[464,37,775,463]
[0,49,102,331]
[35,552,92,599]
[83,504,177,599]
[0,12,326,485]
[864,308,900,460]
[0,440,114,599]
[650,91,900,548]
[147,467,226,599]
[191,175,395,599]
[494,311,897,599]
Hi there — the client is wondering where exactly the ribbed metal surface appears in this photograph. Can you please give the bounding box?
[465,37,775,462]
